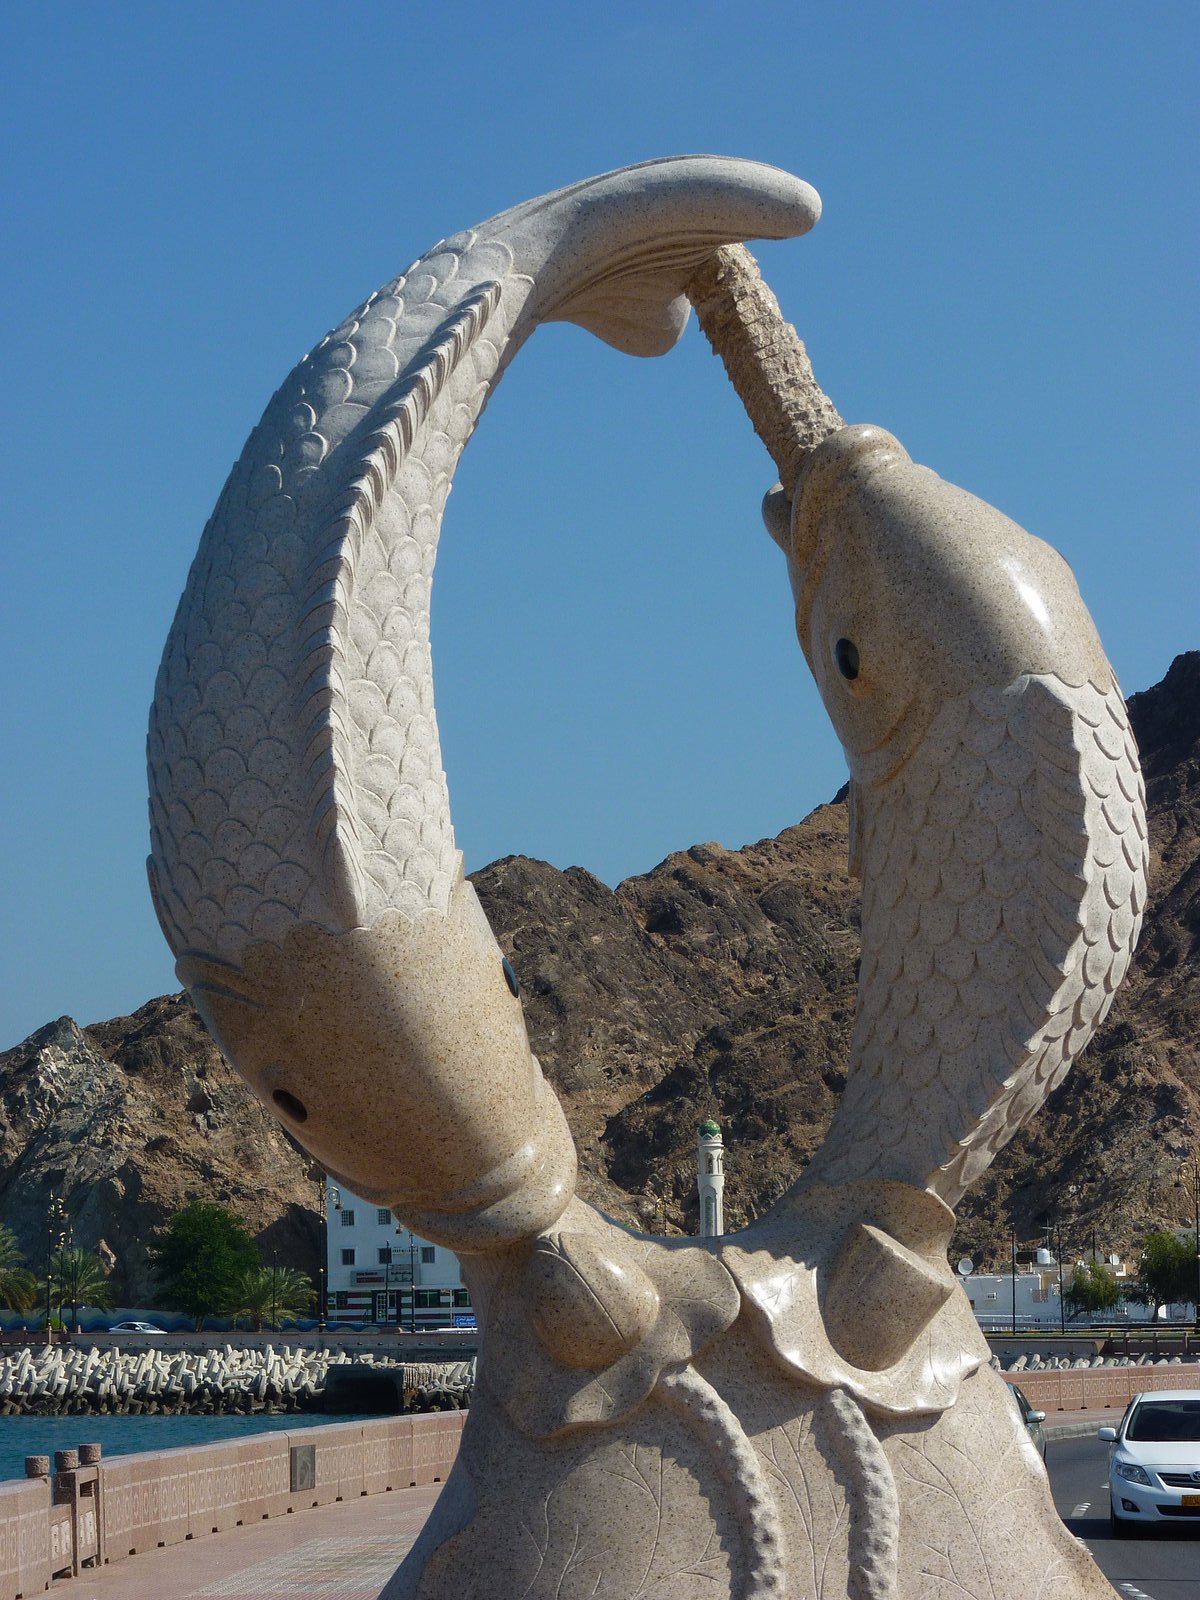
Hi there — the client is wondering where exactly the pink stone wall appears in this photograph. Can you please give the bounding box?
[0,1411,465,1597]
[1017,1364,1200,1412]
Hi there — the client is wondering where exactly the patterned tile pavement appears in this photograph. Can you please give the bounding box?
[190,1534,416,1598]
[47,1482,440,1600]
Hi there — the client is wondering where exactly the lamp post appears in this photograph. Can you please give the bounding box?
[63,1226,81,1336]
[1011,1224,1018,1337]
[271,1249,278,1334]
[388,1221,405,1329]
[44,1195,67,1345]
[409,1230,418,1333]
[1178,1156,1200,1339]
[328,1185,342,1328]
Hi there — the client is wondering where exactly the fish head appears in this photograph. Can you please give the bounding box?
[763,424,1111,787]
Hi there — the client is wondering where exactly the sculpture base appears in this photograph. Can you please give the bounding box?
[378,1195,1115,1599]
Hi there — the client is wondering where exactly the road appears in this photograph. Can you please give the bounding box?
[1047,1434,1199,1598]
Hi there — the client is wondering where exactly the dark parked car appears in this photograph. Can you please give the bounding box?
[1007,1380,1047,1461]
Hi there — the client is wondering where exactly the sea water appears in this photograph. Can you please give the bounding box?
[0,1410,369,1485]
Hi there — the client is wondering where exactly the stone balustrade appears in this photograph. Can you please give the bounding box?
[1017,1363,1200,1412]
[0,1410,464,1595]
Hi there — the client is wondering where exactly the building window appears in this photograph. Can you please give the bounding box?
[335,1292,349,1309]
[421,1246,435,1264]
[378,1247,392,1265]
[340,1209,355,1226]
[453,1289,471,1307]
[377,1207,391,1225]
[415,1289,440,1308]
[706,1155,714,1174]
[341,1249,355,1266]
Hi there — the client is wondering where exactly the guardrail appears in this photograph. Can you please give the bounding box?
[1017,1364,1200,1413]
[0,1410,464,1596]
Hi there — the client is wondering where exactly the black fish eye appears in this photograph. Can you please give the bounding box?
[835,638,860,680]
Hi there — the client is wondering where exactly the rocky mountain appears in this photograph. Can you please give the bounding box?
[1,653,1195,1299]
[0,1004,320,1304]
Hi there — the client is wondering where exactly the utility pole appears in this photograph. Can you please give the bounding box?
[1011,1224,1017,1337]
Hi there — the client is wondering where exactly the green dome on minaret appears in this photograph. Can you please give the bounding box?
[699,1118,721,1138]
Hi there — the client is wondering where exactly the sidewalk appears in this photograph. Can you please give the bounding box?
[41,1409,1118,1597]
[47,1480,441,1600]
[1043,1406,1123,1441]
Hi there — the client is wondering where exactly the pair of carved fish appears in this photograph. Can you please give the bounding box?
[148,157,1142,1598]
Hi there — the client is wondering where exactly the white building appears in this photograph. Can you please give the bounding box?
[963,1263,1067,1330]
[962,1250,1190,1330]
[324,1182,474,1330]
[697,1120,725,1239]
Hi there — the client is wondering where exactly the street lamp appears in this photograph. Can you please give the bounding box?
[327,1185,342,1329]
[271,1249,278,1334]
[62,1225,81,1336]
[1176,1156,1200,1339]
[314,1175,342,1332]
[385,1221,406,1329]
[44,1195,67,1344]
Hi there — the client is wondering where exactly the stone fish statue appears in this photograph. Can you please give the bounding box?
[147,158,1145,1598]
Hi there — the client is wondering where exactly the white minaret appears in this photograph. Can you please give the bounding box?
[697,1119,725,1239]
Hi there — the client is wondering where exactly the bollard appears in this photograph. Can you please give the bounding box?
[25,1455,50,1477]
[47,1443,102,1574]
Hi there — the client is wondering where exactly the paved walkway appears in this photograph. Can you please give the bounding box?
[49,1481,440,1600]
[45,1409,1114,1597]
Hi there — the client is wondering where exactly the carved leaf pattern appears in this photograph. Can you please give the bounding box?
[420,1388,739,1598]
[887,1371,1116,1599]
[755,1408,849,1599]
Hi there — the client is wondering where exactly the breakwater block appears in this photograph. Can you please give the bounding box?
[323,1363,405,1414]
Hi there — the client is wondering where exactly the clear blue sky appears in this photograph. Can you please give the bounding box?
[1,1,1196,1051]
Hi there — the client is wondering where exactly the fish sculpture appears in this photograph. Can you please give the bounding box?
[149,158,1143,1598]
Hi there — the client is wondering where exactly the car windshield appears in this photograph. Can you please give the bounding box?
[1126,1400,1200,1442]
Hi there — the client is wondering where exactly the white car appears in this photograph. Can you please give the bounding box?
[107,1321,166,1334]
[1099,1390,1200,1535]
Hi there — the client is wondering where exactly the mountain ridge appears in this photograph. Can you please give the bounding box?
[1,652,1195,1301]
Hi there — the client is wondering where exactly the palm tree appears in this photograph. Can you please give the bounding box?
[46,1247,116,1332]
[0,1226,36,1313]
[226,1264,315,1331]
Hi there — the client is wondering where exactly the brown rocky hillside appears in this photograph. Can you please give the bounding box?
[1,653,1195,1300]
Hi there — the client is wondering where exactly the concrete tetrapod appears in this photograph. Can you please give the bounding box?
[149,160,1140,1597]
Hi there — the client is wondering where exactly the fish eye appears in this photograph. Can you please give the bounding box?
[834,638,860,680]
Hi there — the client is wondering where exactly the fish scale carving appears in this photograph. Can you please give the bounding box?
[148,232,525,959]
[150,159,821,967]
[147,162,1136,1600]
[807,671,1147,1205]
